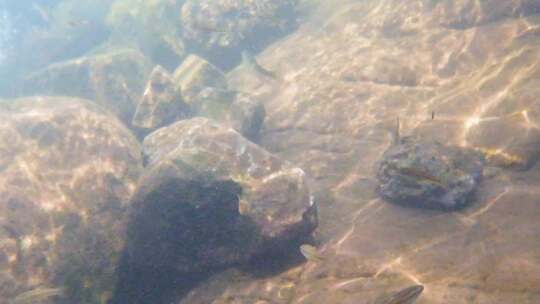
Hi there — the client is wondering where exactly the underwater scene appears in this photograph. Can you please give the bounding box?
[1,0,540,303]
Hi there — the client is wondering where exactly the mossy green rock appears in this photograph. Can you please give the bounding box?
[173,54,228,106]
[0,96,142,304]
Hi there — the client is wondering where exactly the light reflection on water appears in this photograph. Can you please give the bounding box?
[3,1,540,303]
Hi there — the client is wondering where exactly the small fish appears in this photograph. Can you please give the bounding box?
[241,50,278,80]
[431,111,435,120]
[397,167,445,187]
[12,287,64,304]
[299,244,324,262]
[376,285,424,304]
[238,199,250,215]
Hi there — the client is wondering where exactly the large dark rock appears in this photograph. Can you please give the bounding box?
[180,0,299,69]
[0,96,142,303]
[376,137,485,210]
[22,49,152,125]
[132,65,191,132]
[123,117,316,274]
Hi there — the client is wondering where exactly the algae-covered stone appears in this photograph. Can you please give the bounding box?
[132,65,190,132]
[123,117,316,274]
[0,96,142,304]
[190,87,236,120]
[23,49,152,125]
[181,0,299,69]
[173,54,228,105]
[376,137,485,210]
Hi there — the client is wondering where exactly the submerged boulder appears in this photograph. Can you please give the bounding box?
[132,65,190,132]
[187,87,235,120]
[0,96,142,304]
[193,88,266,142]
[173,54,228,105]
[180,0,299,69]
[376,137,485,210]
[23,49,152,125]
[123,117,316,274]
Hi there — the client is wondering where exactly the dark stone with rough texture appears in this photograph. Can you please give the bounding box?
[376,137,485,210]
[123,117,316,275]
